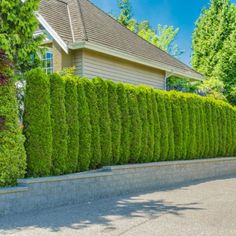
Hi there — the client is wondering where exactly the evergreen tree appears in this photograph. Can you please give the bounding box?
[82,78,101,169]
[93,78,112,166]
[107,81,121,164]
[77,80,91,171]
[64,75,79,173]
[50,74,67,175]
[117,83,130,164]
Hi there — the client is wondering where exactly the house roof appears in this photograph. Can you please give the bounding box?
[38,0,203,80]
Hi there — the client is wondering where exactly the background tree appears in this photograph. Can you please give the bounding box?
[0,0,42,73]
[192,0,236,104]
[116,0,183,57]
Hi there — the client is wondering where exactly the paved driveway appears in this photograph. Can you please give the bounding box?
[1,176,236,236]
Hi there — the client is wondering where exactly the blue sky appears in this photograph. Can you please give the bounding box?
[90,0,236,66]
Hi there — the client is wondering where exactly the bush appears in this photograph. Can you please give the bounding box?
[146,88,155,162]
[77,79,91,171]
[50,73,67,175]
[93,78,112,166]
[82,78,101,169]
[137,86,149,163]
[107,81,121,164]
[126,85,141,163]
[156,91,168,160]
[0,81,26,187]
[64,75,79,173]
[151,89,161,162]
[117,83,130,164]
[24,68,52,177]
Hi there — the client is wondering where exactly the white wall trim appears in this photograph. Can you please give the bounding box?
[69,41,203,81]
[35,12,68,54]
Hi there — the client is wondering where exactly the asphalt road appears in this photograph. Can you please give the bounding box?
[1,176,236,236]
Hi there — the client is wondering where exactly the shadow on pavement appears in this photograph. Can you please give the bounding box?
[0,175,235,234]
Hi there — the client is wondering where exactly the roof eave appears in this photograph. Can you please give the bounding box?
[35,12,69,54]
[69,41,204,81]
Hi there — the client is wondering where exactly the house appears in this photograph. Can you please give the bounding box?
[37,0,203,89]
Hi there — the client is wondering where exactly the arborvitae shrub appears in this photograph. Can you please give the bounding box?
[211,103,218,157]
[93,78,112,166]
[0,81,26,187]
[171,92,183,160]
[151,89,161,162]
[50,73,67,175]
[165,93,175,160]
[137,86,149,163]
[187,96,197,159]
[77,79,91,171]
[107,80,121,164]
[156,91,168,160]
[126,84,141,163]
[199,99,206,158]
[146,87,155,162]
[117,83,130,164]
[64,75,79,173]
[82,78,101,169]
[179,95,189,159]
[24,68,52,177]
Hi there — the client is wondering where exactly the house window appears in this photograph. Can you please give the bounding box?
[43,50,53,74]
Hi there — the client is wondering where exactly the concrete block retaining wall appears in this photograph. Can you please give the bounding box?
[0,157,236,216]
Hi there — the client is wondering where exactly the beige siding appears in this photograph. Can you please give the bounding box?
[72,50,83,76]
[74,49,166,89]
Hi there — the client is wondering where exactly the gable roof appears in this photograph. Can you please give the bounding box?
[38,0,203,80]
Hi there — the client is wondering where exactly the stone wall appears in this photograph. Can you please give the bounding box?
[0,157,236,216]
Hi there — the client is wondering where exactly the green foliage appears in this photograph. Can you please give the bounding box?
[137,86,149,163]
[64,75,79,173]
[164,93,175,160]
[0,81,26,187]
[152,89,161,162]
[146,88,155,162]
[82,78,101,169]
[170,92,183,160]
[156,91,168,160]
[117,83,130,164]
[126,85,141,163]
[0,0,42,72]
[50,74,67,175]
[107,81,121,164]
[116,0,182,57]
[93,78,112,166]
[22,73,236,178]
[77,79,91,171]
[24,68,52,177]
[192,0,236,103]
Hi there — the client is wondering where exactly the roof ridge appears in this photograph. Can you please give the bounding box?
[77,0,88,41]
[85,0,200,74]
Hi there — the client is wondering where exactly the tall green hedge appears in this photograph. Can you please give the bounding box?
[117,83,130,164]
[126,85,142,163]
[107,81,121,164]
[24,68,52,177]
[77,79,91,171]
[50,73,67,175]
[82,78,101,169]
[0,81,26,187]
[93,78,112,166]
[64,75,79,173]
[23,71,236,178]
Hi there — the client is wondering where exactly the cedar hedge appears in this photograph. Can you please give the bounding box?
[24,69,52,177]
[50,73,68,175]
[22,71,236,177]
[0,81,26,186]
